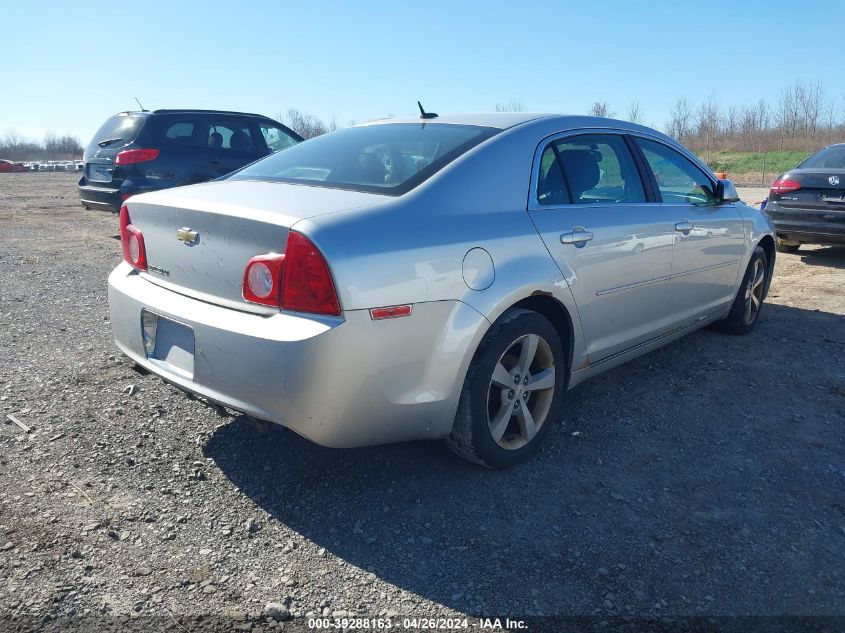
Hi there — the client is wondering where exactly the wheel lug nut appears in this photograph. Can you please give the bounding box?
[514,400,520,408]
[508,390,515,400]
[513,375,520,384]
[523,376,529,385]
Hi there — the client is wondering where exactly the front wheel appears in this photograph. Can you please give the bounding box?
[447,309,566,468]
[713,246,768,335]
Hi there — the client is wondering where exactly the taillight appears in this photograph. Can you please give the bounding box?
[119,204,147,271]
[770,177,801,195]
[241,231,341,316]
[115,148,159,166]
[242,254,285,306]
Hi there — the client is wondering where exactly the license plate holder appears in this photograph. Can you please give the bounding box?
[141,310,195,379]
[88,163,113,183]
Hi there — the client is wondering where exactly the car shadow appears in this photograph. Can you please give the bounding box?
[204,303,845,616]
[797,245,845,269]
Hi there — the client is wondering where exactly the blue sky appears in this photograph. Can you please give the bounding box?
[1,0,843,145]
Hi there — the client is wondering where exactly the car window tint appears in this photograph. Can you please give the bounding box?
[207,122,258,153]
[637,138,716,205]
[164,121,198,145]
[799,145,845,169]
[537,144,570,205]
[259,124,298,153]
[550,135,645,204]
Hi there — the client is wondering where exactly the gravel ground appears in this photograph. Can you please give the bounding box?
[1,174,844,631]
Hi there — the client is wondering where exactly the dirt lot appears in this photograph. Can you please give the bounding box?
[1,174,844,631]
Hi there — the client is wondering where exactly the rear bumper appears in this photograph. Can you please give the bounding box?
[770,205,845,245]
[108,263,487,447]
[78,181,121,212]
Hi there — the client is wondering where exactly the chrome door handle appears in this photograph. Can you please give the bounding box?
[674,220,694,232]
[560,228,593,245]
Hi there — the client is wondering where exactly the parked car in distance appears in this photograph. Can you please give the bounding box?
[79,109,302,212]
[767,143,845,252]
[0,159,19,173]
[109,113,775,467]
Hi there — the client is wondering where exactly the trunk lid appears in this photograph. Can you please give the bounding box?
[770,168,845,231]
[84,113,147,189]
[126,180,383,308]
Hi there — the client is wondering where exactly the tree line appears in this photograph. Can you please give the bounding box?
[0,130,83,161]
[602,79,843,155]
[3,81,843,162]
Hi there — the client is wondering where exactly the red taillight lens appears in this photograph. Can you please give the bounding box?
[119,204,147,271]
[242,254,286,306]
[115,148,159,166]
[770,177,801,195]
[282,231,341,316]
[241,231,341,315]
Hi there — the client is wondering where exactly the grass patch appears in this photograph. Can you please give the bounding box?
[698,151,810,176]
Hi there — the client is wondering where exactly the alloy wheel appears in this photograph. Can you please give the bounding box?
[744,258,765,324]
[487,334,556,450]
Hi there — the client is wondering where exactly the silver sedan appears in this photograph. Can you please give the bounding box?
[108,113,775,467]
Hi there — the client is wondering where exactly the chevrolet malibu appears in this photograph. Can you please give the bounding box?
[109,113,776,467]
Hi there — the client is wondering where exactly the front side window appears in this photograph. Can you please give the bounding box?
[259,124,299,153]
[229,123,498,195]
[538,134,646,205]
[636,138,716,205]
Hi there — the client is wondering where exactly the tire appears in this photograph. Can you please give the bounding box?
[713,246,768,335]
[776,236,800,254]
[447,308,566,468]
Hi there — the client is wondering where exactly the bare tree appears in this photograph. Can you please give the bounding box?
[588,101,614,118]
[667,98,693,144]
[281,109,332,139]
[495,100,527,112]
[696,95,721,158]
[626,101,644,124]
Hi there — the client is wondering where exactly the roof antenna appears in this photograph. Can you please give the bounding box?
[134,96,148,112]
[418,101,438,120]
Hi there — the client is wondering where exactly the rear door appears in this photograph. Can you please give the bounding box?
[157,116,217,185]
[528,131,676,362]
[203,118,263,177]
[633,137,746,321]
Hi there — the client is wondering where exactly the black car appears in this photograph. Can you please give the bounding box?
[78,109,302,212]
[767,143,845,252]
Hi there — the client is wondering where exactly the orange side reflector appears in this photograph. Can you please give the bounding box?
[370,305,412,320]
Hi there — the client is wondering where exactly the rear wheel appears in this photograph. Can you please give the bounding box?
[447,309,566,468]
[776,236,800,254]
[713,246,768,335]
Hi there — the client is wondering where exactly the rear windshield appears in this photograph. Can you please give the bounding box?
[227,123,498,195]
[799,145,845,169]
[86,114,146,155]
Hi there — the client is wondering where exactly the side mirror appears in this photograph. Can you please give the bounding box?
[716,179,740,203]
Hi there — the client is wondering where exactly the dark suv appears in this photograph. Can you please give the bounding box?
[78,109,302,212]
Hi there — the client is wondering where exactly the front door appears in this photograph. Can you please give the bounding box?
[528,132,677,362]
[633,137,745,322]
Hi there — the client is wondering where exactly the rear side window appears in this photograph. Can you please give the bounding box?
[86,114,145,155]
[636,138,716,205]
[206,121,258,153]
[259,124,299,153]
[539,134,645,204]
[164,120,199,145]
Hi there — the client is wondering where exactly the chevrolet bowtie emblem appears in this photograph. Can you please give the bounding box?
[176,227,199,245]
